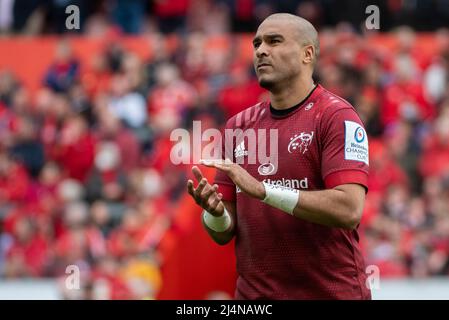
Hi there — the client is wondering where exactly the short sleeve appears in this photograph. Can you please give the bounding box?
[320,106,369,191]
[213,119,236,202]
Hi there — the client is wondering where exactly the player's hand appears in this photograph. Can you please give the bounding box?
[200,159,266,200]
[187,166,225,217]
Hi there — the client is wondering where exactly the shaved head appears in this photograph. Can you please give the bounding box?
[252,13,319,94]
[262,13,320,61]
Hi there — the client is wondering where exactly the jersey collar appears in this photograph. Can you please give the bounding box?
[269,84,321,118]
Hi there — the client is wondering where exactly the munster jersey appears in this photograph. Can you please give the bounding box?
[214,84,371,300]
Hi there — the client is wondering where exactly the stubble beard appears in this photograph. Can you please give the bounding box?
[258,68,300,93]
[258,72,280,91]
[259,77,275,90]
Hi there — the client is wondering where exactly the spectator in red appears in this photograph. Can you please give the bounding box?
[393,26,433,71]
[0,151,30,203]
[4,216,50,277]
[87,255,132,299]
[148,62,197,135]
[176,33,209,87]
[82,53,113,98]
[384,120,421,192]
[107,207,147,259]
[381,54,436,127]
[49,115,96,182]
[135,199,171,250]
[367,139,409,195]
[419,103,449,178]
[218,63,266,118]
[95,110,141,173]
[54,202,106,271]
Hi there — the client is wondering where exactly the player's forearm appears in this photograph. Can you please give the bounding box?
[202,201,237,245]
[202,218,236,245]
[292,187,363,229]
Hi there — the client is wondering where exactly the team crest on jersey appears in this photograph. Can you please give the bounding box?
[288,132,314,154]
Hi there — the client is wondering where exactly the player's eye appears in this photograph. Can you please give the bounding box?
[253,41,261,48]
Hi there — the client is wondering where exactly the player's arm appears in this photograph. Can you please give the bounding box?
[202,200,236,245]
[289,183,365,229]
[201,159,365,230]
[187,166,237,245]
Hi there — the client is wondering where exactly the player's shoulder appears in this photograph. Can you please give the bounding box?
[316,86,356,114]
[314,85,362,123]
[225,101,269,129]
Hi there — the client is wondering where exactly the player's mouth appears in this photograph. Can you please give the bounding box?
[257,63,272,70]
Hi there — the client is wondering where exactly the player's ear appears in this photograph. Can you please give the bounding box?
[303,45,314,65]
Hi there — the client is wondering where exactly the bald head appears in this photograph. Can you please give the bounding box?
[261,13,320,62]
[253,13,319,93]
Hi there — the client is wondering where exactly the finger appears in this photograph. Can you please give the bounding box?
[201,183,217,199]
[208,193,222,211]
[194,178,208,198]
[206,193,222,213]
[204,160,230,172]
[187,180,201,204]
[192,166,204,183]
[200,160,216,168]
[207,191,223,211]
[187,180,195,196]
[214,162,229,171]
[201,158,233,165]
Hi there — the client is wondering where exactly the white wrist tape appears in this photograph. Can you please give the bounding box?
[262,182,299,215]
[202,208,232,232]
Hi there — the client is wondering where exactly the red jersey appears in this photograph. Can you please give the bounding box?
[214,84,371,299]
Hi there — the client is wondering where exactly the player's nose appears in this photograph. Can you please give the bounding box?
[255,42,269,58]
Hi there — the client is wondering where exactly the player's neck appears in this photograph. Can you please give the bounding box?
[270,77,315,110]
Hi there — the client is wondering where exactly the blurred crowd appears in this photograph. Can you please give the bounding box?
[0,0,449,301]
[0,37,194,299]
[325,26,449,278]
[1,0,449,36]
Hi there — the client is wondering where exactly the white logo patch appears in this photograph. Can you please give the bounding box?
[344,121,369,165]
[305,102,314,110]
[258,162,276,176]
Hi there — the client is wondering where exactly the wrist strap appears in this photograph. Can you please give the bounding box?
[202,208,231,232]
[262,182,299,215]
